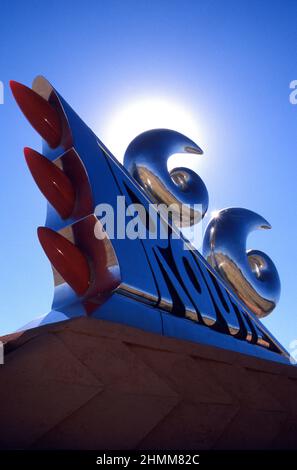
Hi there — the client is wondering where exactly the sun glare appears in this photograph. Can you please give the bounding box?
[211,210,221,219]
[102,96,205,163]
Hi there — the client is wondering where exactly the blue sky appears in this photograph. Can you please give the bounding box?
[0,0,296,352]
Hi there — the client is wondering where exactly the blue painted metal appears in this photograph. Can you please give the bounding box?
[15,76,290,364]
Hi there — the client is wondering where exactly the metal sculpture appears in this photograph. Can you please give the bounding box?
[9,76,288,363]
[124,129,208,226]
[203,208,281,318]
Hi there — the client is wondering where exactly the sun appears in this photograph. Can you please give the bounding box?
[101,96,205,163]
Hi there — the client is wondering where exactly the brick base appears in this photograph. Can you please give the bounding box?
[0,317,296,450]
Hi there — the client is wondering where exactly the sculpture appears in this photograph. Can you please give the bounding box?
[9,76,286,361]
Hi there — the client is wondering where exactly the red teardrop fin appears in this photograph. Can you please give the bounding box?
[37,227,90,296]
[73,215,121,297]
[24,147,75,219]
[10,80,62,148]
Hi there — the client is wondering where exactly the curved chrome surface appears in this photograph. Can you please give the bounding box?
[123,129,209,227]
[202,208,281,318]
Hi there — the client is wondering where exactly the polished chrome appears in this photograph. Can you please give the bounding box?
[12,76,288,360]
[123,129,209,227]
[203,208,281,318]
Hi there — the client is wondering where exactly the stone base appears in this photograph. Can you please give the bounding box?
[0,317,297,450]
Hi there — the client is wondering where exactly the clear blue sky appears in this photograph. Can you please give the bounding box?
[0,0,296,352]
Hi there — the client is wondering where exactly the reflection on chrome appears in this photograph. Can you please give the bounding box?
[123,129,209,227]
[202,208,281,318]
